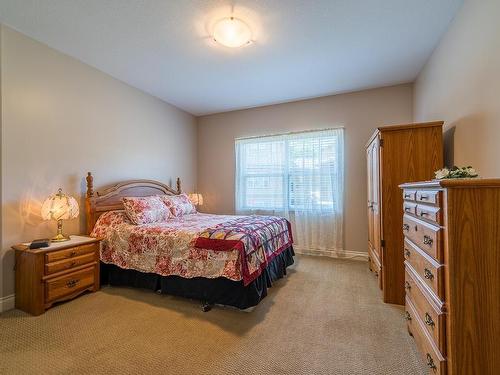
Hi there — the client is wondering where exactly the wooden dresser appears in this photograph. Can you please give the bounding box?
[400,179,500,375]
[366,121,443,304]
[13,236,101,315]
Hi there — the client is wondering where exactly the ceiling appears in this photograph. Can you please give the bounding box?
[0,0,463,116]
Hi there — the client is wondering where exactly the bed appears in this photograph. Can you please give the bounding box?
[85,173,294,310]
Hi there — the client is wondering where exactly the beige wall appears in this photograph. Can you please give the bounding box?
[0,25,3,300]
[197,84,413,254]
[414,0,500,176]
[0,26,197,299]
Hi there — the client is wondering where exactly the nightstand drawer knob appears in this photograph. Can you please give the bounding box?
[66,279,80,288]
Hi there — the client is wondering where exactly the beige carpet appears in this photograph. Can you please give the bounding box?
[1,256,425,375]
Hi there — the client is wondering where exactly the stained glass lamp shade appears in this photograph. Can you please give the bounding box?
[188,193,204,206]
[41,188,79,242]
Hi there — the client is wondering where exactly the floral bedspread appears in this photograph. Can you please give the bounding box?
[91,211,293,284]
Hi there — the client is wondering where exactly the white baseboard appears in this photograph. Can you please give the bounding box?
[0,294,15,313]
[294,248,369,261]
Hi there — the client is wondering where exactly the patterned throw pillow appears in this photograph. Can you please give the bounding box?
[160,193,197,217]
[91,210,130,238]
[122,196,171,224]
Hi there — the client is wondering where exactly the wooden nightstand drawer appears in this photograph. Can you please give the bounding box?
[45,267,95,303]
[46,243,97,263]
[45,252,96,275]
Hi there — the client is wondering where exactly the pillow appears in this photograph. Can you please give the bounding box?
[91,210,130,238]
[122,196,171,224]
[160,193,197,217]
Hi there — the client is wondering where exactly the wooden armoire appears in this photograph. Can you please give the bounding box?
[366,121,443,305]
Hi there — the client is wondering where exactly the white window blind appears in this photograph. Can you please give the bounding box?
[235,128,344,253]
[235,128,344,213]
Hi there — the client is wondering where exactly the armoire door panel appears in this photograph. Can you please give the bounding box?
[366,121,443,306]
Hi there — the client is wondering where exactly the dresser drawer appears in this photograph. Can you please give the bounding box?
[403,215,443,262]
[45,267,95,303]
[405,297,446,375]
[404,239,444,301]
[416,204,442,225]
[405,266,445,353]
[45,243,97,263]
[416,190,440,206]
[403,189,417,201]
[403,201,417,215]
[45,252,96,275]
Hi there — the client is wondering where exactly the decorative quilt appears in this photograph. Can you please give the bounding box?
[91,211,293,285]
[195,216,293,285]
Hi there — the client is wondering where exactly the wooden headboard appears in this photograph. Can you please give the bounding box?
[85,172,181,234]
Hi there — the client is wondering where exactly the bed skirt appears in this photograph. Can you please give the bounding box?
[100,246,295,309]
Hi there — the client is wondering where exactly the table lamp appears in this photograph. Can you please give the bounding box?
[41,188,79,242]
[188,193,204,207]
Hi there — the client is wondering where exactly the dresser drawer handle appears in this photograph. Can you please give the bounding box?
[404,207,411,212]
[404,281,411,291]
[403,224,410,231]
[426,353,436,370]
[404,193,411,199]
[66,279,80,288]
[405,311,411,321]
[419,211,429,217]
[420,194,429,200]
[424,268,434,280]
[404,249,410,258]
[423,235,433,245]
[424,313,435,328]
[69,250,77,257]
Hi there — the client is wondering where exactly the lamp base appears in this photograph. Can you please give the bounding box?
[51,233,71,242]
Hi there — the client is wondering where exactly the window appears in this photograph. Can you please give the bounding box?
[235,128,344,213]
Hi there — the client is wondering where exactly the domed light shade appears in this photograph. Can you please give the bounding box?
[188,193,204,206]
[41,188,79,242]
[213,17,252,48]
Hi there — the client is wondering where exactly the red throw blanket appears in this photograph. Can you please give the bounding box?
[194,215,293,285]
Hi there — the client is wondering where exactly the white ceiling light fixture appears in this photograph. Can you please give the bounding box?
[213,17,253,48]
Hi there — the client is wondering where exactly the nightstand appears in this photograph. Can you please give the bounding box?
[13,235,101,315]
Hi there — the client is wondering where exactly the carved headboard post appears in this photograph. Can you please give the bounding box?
[86,172,94,198]
[177,177,182,194]
[85,172,96,235]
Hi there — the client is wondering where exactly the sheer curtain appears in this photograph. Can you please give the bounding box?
[235,128,344,255]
